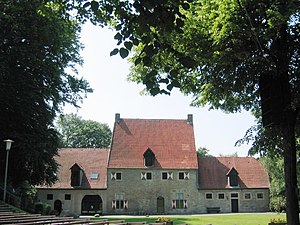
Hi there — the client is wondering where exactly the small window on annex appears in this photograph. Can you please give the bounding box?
[143,148,155,167]
[205,193,213,199]
[257,193,264,199]
[218,193,225,199]
[47,194,53,200]
[244,193,251,200]
[65,194,71,200]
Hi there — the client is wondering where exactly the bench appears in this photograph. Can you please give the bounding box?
[206,207,221,213]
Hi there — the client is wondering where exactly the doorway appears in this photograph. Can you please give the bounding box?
[81,195,102,215]
[157,196,165,214]
[230,193,239,213]
[54,200,62,215]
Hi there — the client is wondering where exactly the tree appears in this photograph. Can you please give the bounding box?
[260,156,286,212]
[196,147,211,157]
[80,0,299,224]
[0,0,92,187]
[57,114,112,148]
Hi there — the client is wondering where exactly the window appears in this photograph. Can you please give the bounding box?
[70,164,83,187]
[116,194,124,209]
[112,194,128,209]
[176,193,184,208]
[218,193,225,199]
[143,148,155,167]
[47,194,53,200]
[257,193,264,199]
[141,172,152,180]
[231,193,239,198]
[244,193,251,200]
[227,167,239,187]
[172,194,187,209]
[90,172,99,180]
[205,193,213,199]
[162,172,168,180]
[178,172,189,180]
[111,172,122,180]
[162,172,173,180]
[65,194,71,200]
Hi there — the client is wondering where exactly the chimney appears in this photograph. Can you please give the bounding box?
[115,113,121,123]
[187,114,193,125]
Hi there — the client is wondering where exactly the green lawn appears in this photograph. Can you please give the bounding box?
[92,213,287,225]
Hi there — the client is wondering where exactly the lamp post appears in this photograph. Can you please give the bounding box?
[3,139,13,203]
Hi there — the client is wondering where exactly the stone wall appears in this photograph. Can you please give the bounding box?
[37,172,269,215]
[37,189,107,215]
[198,189,270,213]
[106,168,199,214]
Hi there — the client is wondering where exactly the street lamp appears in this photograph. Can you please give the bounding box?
[3,139,13,203]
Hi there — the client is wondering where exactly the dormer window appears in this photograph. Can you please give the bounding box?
[70,163,83,187]
[143,148,155,167]
[227,167,239,187]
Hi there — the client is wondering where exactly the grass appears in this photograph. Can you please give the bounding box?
[91,213,287,225]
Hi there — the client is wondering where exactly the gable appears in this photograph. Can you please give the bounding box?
[108,115,198,169]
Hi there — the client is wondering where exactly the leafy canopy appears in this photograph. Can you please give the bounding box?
[57,114,112,148]
[0,0,92,186]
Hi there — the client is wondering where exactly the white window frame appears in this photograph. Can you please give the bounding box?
[256,192,264,200]
[141,172,152,180]
[111,172,122,180]
[162,172,173,180]
[218,192,225,200]
[244,192,252,200]
[178,171,190,180]
[205,192,213,200]
[114,193,127,209]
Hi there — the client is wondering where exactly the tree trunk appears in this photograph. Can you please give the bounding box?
[259,70,299,225]
[283,124,299,225]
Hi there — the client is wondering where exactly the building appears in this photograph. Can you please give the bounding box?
[36,114,270,215]
[36,148,109,215]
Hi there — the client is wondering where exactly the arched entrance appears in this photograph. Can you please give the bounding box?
[81,195,102,215]
[54,200,62,215]
[157,196,165,214]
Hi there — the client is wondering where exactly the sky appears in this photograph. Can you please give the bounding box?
[65,23,256,157]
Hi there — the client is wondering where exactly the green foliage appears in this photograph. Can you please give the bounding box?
[260,157,286,212]
[35,202,51,215]
[57,114,112,148]
[196,147,211,157]
[0,0,92,187]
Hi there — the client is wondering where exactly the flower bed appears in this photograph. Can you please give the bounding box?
[156,217,173,225]
[269,218,287,225]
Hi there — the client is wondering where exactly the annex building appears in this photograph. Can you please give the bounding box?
[37,114,270,215]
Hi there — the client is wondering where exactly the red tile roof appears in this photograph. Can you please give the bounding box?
[109,116,198,169]
[198,157,269,189]
[40,148,109,189]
